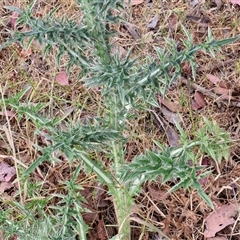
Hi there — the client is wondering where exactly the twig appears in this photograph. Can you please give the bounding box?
[150,109,180,147]
[130,215,170,240]
[198,59,238,72]
[181,77,240,107]
[123,23,141,40]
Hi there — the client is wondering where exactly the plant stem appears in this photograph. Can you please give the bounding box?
[111,142,132,239]
[109,94,132,239]
[113,187,132,240]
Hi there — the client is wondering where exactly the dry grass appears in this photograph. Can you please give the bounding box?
[1,0,240,239]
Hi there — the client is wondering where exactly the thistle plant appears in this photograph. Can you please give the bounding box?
[1,166,88,240]
[119,117,232,209]
[0,0,238,239]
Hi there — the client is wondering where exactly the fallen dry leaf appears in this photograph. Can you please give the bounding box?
[214,0,223,9]
[124,23,140,40]
[0,162,16,182]
[56,71,69,86]
[229,0,240,5]
[158,97,181,113]
[147,15,159,29]
[190,0,199,7]
[152,111,179,147]
[9,11,20,29]
[96,219,107,240]
[204,203,237,238]
[161,105,183,125]
[168,13,178,31]
[82,212,98,225]
[0,110,15,117]
[202,157,209,166]
[192,91,206,110]
[0,182,13,194]
[148,185,166,201]
[213,86,231,95]
[194,91,206,106]
[191,100,201,110]
[0,161,16,195]
[206,74,221,85]
[124,0,144,5]
[206,74,230,89]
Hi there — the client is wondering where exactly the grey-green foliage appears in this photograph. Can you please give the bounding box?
[195,118,231,163]
[2,1,239,114]
[125,144,215,205]
[0,166,88,240]
[48,164,89,240]
[1,214,81,240]
[119,117,232,209]
[2,0,122,71]
[1,0,236,204]
[0,0,238,238]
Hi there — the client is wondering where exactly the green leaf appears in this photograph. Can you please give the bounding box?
[4,6,23,14]
[80,153,113,185]
[210,35,240,48]
[181,24,193,42]
[152,140,165,150]
[23,150,52,176]
[198,170,212,179]
[198,190,214,209]
[168,179,188,193]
